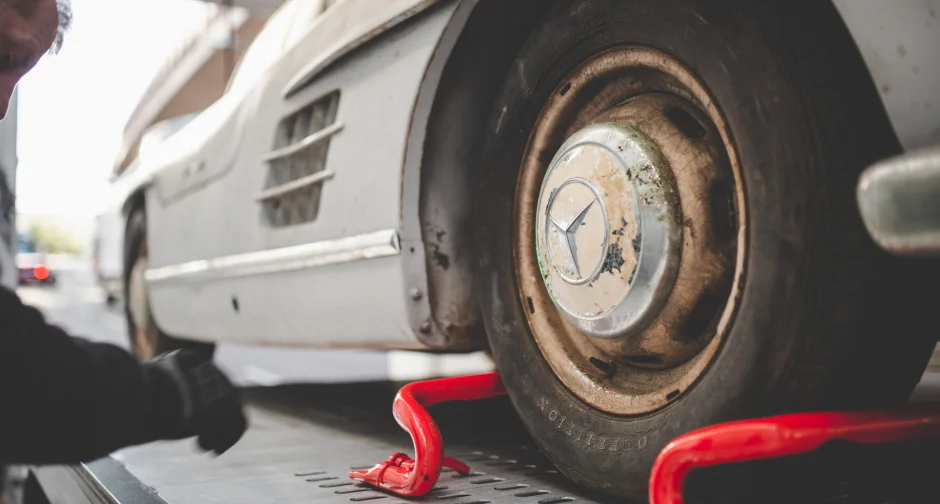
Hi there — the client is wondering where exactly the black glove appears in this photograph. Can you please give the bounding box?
[145,349,247,456]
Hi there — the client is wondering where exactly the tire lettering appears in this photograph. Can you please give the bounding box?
[538,399,653,454]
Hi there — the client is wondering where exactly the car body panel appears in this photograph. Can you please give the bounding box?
[140,0,464,348]
[833,0,940,150]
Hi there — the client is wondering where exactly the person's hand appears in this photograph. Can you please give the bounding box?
[146,349,247,455]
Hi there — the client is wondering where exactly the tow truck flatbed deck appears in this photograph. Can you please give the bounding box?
[27,382,615,504]
[25,380,940,504]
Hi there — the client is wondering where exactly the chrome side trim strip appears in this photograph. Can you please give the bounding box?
[145,229,401,284]
[255,170,335,202]
[262,122,344,163]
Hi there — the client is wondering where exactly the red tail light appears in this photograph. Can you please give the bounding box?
[33,265,50,281]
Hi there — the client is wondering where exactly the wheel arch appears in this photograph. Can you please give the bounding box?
[121,188,146,221]
[402,0,554,350]
[120,189,147,299]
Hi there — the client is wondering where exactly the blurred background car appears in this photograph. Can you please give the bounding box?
[15,234,56,287]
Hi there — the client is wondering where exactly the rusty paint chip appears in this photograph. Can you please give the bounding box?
[600,242,625,275]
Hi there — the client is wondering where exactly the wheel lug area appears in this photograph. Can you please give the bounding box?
[589,357,617,378]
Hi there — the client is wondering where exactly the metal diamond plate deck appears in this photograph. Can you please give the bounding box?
[102,382,615,504]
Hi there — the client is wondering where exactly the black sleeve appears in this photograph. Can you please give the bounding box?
[0,286,181,465]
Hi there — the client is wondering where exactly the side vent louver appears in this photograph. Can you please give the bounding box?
[259,90,341,227]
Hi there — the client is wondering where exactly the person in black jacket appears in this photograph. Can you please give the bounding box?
[0,0,247,468]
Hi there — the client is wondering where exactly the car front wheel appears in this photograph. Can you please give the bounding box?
[474,0,935,500]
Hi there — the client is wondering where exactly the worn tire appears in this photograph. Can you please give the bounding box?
[475,0,936,500]
[124,210,214,360]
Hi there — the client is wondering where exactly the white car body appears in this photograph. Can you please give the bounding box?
[102,0,940,351]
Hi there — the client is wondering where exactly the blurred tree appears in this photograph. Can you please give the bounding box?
[24,220,82,255]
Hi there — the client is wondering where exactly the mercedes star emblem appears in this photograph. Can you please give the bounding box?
[544,178,609,285]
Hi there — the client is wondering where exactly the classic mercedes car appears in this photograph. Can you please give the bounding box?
[104,0,940,500]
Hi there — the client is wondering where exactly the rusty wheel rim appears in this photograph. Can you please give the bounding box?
[514,46,748,416]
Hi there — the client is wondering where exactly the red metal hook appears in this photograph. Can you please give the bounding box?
[648,407,940,504]
[349,372,507,497]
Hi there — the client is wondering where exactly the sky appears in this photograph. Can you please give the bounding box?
[15,0,218,220]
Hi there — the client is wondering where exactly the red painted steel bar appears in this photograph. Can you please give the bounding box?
[648,407,940,504]
[349,372,507,497]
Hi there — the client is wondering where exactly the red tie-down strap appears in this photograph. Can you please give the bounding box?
[649,407,940,504]
[349,372,507,497]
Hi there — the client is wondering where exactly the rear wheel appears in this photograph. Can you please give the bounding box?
[475,0,935,500]
[124,210,213,360]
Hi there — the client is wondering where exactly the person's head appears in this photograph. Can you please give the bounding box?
[0,0,71,118]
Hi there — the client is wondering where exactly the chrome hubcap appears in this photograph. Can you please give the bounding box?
[536,123,683,339]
